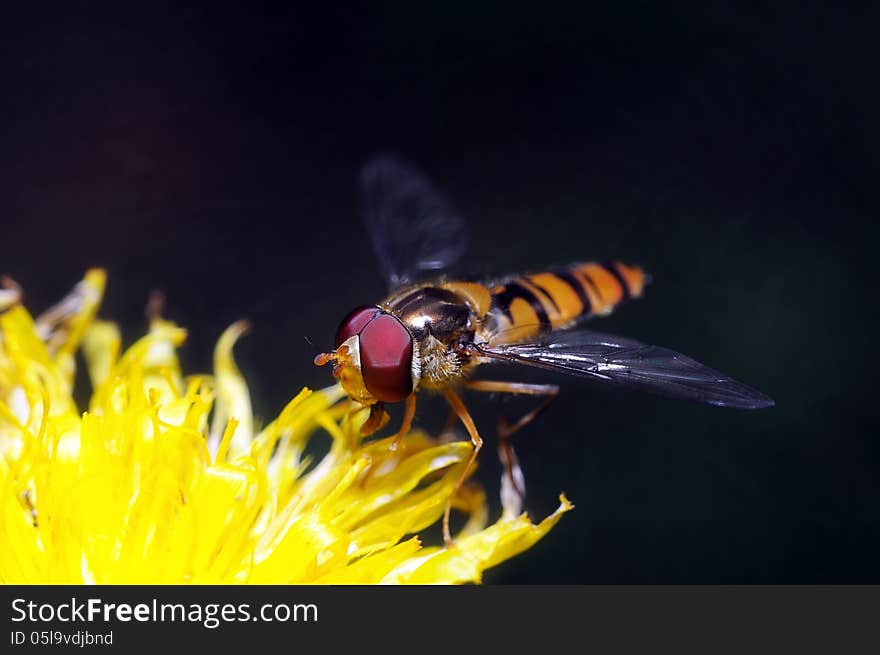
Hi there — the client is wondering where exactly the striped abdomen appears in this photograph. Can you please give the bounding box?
[485,261,647,343]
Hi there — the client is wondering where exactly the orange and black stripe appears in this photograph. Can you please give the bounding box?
[485,261,646,343]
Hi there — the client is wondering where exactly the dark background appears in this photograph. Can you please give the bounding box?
[1,3,876,583]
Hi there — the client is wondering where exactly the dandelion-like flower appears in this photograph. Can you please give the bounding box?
[0,271,570,584]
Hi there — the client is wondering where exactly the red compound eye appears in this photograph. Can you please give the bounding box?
[335,305,380,348]
[358,313,414,403]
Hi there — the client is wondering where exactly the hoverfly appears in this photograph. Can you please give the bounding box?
[315,155,774,544]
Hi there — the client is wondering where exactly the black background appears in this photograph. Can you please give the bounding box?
[1,3,876,583]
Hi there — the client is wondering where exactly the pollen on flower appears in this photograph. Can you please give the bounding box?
[0,270,571,584]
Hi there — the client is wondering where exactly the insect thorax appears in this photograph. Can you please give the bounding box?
[382,285,477,390]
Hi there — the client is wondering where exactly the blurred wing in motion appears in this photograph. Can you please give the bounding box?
[474,330,775,409]
[360,154,468,290]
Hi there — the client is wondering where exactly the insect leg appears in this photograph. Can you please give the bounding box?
[360,394,417,489]
[391,393,417,450]
[463,380,559,516]
[441,388,483,547]
[360,401,389,435]
[440,407,459,438]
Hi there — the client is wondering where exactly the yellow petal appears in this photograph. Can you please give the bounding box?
[382,495,574,585]
[0,271,571,584]
[210,321,253,460]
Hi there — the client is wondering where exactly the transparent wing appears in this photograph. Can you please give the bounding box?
[474,330,774,409]
[360,154,468,290]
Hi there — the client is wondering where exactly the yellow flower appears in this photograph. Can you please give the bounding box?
[0,270,571,584]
